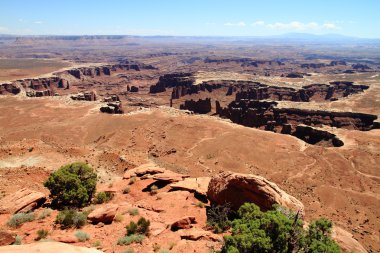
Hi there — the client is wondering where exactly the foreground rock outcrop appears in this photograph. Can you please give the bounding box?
[0,188,46,214]
[0,242,104,253]
[207,171,305,215]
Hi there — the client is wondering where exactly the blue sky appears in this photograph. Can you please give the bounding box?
[1,0,379,38]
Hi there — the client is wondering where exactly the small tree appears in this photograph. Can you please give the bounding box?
[44,162,97,208]
[222,203,340,253]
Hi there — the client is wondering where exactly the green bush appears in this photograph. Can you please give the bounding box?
[13,235,22,245]
[206,203,232,233]
[128,208,139,216]
[93,191,114,204]
[150,185,158,195]
[44,162,97,208]
[37,209,52,220]
[221,203,340,253]
[123,187,131,194]
[7,212,35,228]
[75,230,90,242]
[129,176,136,185]
[126,217,150,236]
[122,249,135,253]
[117,234,145,245]
[36,229,49,240]
[55,209,87,229]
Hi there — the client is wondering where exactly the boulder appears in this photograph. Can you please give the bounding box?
[0,188,46,214]
[87,204,118,224]
[0,231,15,246]
[332,227,367,253]
[178,228,223,242]
[170,177,210,196]
[0,242,104,253]
[207,171,304,215]
[171,216,197,231]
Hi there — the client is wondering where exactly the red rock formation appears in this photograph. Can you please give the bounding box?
[207,171,305,215]
[179,98,211,114]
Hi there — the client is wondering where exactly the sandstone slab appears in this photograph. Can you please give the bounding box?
[0,188,46,214]
[170,177,210,196]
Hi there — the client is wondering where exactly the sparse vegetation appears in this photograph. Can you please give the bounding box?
[169,242,176,250]
[128,208,139,216]
[7,212,36,228]
[221,203,340,253]
[75,230,90,242]
[129,176,137,185]
[114,213,124,222]
[159,250,171,253]
[150,184,158,195]
[44,162,97,208]
[55,209,87,229]
[117,234,145,245]
[37,208,52,220]
[123,187,131,194]
[36,229,49,240]
[126,217,150,236]
[206,203,232,233]
[122,249,135,253]
[93,191,114,204]
[93,241,101,247]
[196,201,205,208]
[14,235,22,245]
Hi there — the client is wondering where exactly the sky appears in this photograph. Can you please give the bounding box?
[1,0,380,38]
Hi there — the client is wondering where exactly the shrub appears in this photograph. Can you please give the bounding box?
[126,217,150,236]
[75,230,90,242]
[36,229,49,240]
[117,234,145,245]
[159,250,171,253]
[37,208,52,220]
[44,162,97,208]
[129,176,136,185]
[221,203,340,253]
[206,203,232,233]
[93,191,114,204]
[304,218,341,253]
[126,221,138,235]
[196,201,205,208]
[55,209,87,229]
[136,217,150,235]
[122,249,135,253]
[169,242,176,250]
[123,187,130,194]
[114,213,124,222]
[150,185,158,195]
[93,241,101,247]
[7,212,35,228]
[13,235,22,245]
[128,208,139,216]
